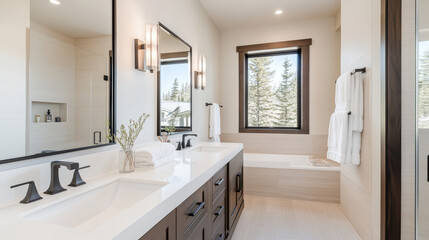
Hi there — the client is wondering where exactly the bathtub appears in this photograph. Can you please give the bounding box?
[243,153,340,203]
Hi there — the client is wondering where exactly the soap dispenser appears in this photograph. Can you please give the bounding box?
[46,109,52,123]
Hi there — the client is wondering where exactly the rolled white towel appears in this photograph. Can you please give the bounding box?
[134,143,175,163]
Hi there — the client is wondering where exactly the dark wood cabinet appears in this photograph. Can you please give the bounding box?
[139,151,244,240]
[139,210,176,240]
[227,150,244,237]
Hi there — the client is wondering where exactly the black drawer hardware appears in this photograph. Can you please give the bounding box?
[187,201,205,216]
[216,234,224,240]
[10,181,43,204]
[214,205,224,216]
[236,173,242,192]
[215,178,224,186]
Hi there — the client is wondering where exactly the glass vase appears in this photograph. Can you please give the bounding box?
[119,149,135,173]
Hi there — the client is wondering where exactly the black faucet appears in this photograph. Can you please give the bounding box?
[44,161,79,195]
[182,134,197,149]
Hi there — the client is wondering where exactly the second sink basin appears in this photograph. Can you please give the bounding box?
[23,179,167,231]
[190,146,226,153]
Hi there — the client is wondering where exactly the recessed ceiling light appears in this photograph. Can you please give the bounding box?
[49,0,61,5]
[275,10,283,15]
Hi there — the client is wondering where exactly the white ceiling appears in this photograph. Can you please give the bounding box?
[199,0,340,31]
[30,0,112,39]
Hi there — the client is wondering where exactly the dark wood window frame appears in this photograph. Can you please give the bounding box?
[237,39,312,134]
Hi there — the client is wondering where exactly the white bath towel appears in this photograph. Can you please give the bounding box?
[209,103,221,142]
[134,143,175,166]
[327,72,364,165]
[327,72,353,164]
[327,111,350,163]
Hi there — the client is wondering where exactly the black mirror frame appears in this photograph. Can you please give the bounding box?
[157,22,193,136]
[0,0,117,165]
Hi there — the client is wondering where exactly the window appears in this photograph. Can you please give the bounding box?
[237,39,311,134]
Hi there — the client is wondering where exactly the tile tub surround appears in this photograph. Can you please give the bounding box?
[0,142,243,240]
[244,154,340,203]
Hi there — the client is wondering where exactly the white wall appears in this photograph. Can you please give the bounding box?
[116,0,220,143]
[402,0,417,238]
[340,0,381,239]
[0,0,29,160]
[29,25,76,154]
[219,17,340,156]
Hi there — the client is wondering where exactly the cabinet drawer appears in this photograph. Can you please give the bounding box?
[212,166,227,202]
[177,181,211,240]
[211,216,225,240]
[211,190,226,239]
[188,212,210,240]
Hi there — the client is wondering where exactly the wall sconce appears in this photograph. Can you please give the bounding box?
[134,25,159,73]
[194,55,206,90]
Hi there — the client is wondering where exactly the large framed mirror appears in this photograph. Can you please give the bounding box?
[157,23,192,136]
[0,0,116,164]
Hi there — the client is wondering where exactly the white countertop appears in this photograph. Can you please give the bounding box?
[0,142,243,240]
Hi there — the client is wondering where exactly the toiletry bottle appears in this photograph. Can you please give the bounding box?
[46,109,52,123]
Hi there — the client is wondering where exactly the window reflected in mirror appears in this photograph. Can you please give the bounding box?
[158,24,192,135]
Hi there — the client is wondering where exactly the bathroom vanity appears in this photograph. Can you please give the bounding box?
[140,148,244,240]
[0,143,244,240]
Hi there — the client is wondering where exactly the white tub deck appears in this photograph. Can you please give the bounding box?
[244,153,340,203]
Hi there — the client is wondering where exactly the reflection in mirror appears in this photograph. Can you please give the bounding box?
[158,24,192,135]
[0,0,114,161]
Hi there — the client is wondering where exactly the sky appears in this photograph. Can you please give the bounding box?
[420,41,429,61]
[160,62,189,97]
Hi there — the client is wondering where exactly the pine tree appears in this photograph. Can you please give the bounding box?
[247,57,275,127]
[274,57,298,127]
[170,78,180,101]
[419,51,429,128]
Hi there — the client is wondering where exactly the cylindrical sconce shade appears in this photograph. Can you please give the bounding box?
[145,25,159,72]
[201,56,207,90]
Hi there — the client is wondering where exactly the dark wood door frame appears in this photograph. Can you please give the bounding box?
[383,0,402,239]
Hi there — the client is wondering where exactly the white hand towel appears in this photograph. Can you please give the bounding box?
[346,72,364,165]
[209,103,221,143]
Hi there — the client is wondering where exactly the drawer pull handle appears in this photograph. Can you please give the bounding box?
[236,173,242,192]
[215,178,224,186]
[187,201,205,217]
[216,234,224,240]
[215,205,224,216]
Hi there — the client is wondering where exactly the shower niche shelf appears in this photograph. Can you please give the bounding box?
[31,101,68,123]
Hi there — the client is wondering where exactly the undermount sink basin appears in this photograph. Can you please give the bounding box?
[23,179,167,231]
[190,146,226,153]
